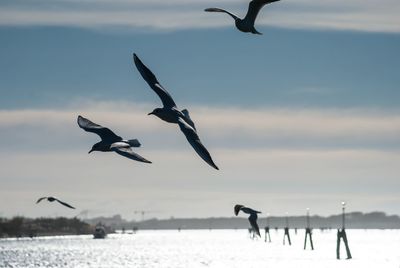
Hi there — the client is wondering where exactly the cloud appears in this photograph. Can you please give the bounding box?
[1,102,399,218]
[1,102,400,151]
[0,0,399,33]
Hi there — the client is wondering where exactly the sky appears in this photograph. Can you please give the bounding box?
[0,0,399,221]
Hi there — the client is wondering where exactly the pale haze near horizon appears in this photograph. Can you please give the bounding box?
[0,0,399,220]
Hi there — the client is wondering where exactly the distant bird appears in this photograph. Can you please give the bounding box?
[77,115,152,163]
[36,197,76,209]
[205,0,281,35]
[133,53,219,170]
[234,204,261,237]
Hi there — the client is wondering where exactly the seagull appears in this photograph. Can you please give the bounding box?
[36,197,76,209]
[77,115,152,163]
[205,0,281,35]
[133,53,219,170]
[234,204,262,237]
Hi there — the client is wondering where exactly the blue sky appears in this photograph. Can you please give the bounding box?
[0,0,399,220]
[1,27,400,109]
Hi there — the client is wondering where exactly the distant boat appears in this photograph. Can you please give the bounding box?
[93,224,107,239]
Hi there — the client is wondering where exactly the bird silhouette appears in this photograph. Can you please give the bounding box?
[133,53,219,170]
[234,204,262,236]
[36,197,75,209]
[77,115,152,163]
[205,0,281,35]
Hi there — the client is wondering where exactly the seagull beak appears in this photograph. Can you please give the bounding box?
[88,149,94,154]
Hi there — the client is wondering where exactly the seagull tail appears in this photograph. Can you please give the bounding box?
[127,139,141,147]
[252,28,263,35]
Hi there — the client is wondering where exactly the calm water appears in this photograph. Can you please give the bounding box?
[1,229,399,268]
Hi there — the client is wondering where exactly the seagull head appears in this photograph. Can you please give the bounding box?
[234,204,244,216]
[88,142,101,153]
[148,108,162,117]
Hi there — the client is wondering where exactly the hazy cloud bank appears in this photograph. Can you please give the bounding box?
[0,0,399,32]
[1,102,399,152]
[1,102,399,218]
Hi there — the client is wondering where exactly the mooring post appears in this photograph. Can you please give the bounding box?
[336,202,352,259]
[283,212,291,245]
[304,208,314,250]
[265,213,271,243]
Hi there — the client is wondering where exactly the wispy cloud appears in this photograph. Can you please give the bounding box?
[0,0,399,32]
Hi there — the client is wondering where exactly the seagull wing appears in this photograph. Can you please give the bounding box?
[36,197,47,204]
[55,198,76,209]
[133,54,177,109]
[241,206,261,215]
[77,115,122,143]
[249,213,261,237]
[177,118,219,170]
[204,8,239,20]
[244,0,280,25]
[113,147,152,164]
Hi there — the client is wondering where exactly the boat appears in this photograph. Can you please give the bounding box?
[93,224,107,239]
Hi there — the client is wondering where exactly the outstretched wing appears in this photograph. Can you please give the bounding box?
[55,198,76,209]
[241,206,261,215]
[36,197,47,204]
[177,118,219,170]
[249,213,261,237]
[133,54,177,109]
[244,0,280,25]
[204,8,239,20]
[181,109,196,130]
[113,147,152,164]
[77,115,122,143]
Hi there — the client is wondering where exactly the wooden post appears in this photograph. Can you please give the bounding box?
[283,213,291,245]
[304,208,314,250]
[283,227,291,245]
[336,202,352,259]
[264,226,271,242]
[265,213,271,243]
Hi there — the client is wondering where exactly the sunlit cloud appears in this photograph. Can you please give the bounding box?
[0,0,399,32]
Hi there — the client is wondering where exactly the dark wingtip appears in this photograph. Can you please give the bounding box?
[205,8,219,12]
[210,160,219,170]
[133,53,140,64]
[77,115,85,125]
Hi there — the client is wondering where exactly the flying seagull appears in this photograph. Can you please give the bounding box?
[36,197,76,209]
[205,0,281,35]
[133,53,219,170]
[77,115,152,163]
[234,204,261,237]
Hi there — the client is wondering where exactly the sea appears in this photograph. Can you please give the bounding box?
[1,229,399,268]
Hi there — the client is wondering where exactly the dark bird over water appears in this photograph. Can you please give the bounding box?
[36,197,75,209]
[133,53,219,170]
[234,204,262,237]
[205,0,281,35]
[77,115,152,163]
